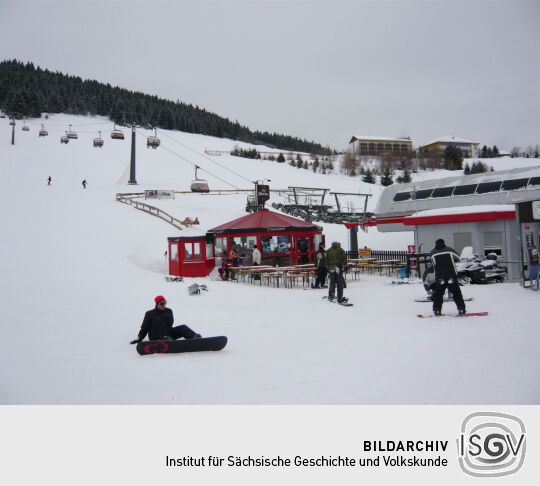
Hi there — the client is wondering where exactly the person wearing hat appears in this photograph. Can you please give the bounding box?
[130,296,201,344]
[326,241,348,303]
[430,239,466,315]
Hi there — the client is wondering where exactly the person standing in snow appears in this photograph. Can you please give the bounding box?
[252,244,261,265]
[47,176,51,185]
[312,243,328,288]
[326,241,348,303]
[82,179,87,189]
[130,295,201,344]
[250,244,262,280]
[430,239,466,315]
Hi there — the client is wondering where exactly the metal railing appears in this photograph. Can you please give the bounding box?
[346,250,409,262]
[116,194,184,231]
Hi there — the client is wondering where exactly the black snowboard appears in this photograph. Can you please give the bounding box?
[322,296,353,306]
[136,336,227,356]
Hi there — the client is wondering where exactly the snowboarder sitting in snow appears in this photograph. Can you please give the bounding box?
[326,241,348,303]
[130,295,201,344]
[430,239,466,316]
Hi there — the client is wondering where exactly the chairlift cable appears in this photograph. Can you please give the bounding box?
[157,130,253,185]
[135,129,240,190]
[24,120,112,128]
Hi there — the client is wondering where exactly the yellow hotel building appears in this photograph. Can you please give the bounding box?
[419,135,479,158]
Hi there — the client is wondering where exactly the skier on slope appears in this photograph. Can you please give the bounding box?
[430,239,466,316]
[326,241,348,303]
[47,176,51,185]
[82,179,87,189]
[130,295,202,344]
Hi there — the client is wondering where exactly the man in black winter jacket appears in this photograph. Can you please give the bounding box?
[326,241,348,303]
[430,239,466,315]
[130,295,201,343]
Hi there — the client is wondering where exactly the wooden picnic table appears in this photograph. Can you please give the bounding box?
[230,264,317,288]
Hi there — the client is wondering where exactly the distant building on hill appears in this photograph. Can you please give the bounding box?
[419,135,479,158]
[349,135,413,156]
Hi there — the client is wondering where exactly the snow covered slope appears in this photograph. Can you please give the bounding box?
[1,114,539,404]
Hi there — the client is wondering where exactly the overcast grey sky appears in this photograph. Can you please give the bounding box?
[1,0,539,151]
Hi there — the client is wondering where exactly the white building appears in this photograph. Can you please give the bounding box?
[349,135,413,156]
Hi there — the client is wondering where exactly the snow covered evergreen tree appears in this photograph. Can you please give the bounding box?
[362,168,376,184]
[380,167,394,186]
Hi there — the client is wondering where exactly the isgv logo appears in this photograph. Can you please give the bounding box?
[457,412,526,477]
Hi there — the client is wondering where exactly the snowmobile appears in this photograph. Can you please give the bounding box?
[456,248,507,284]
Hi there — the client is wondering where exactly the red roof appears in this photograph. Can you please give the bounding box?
[209,209,321,234]
[342,209,516,229]
[403,210,515,226]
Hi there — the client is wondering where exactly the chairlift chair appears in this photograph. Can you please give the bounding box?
[111,124,125,140]
[67,124,78,139]
[61,131,69,144]
[93,131,104,147]
[147,128,160,149]
[22,122,30,132]
[39,124,48,137]
[190,165,210,193]
[9,119,15,125]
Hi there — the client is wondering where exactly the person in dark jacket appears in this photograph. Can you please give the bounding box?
[326,241,348,303]
[130,295,201,343]
[312,243,328,288]
[430,239,466,315]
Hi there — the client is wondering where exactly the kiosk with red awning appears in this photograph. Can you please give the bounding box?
[167,210,325,278]
[208,209,324,267]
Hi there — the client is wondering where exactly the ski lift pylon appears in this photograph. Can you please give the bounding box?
[190,165,210,193]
